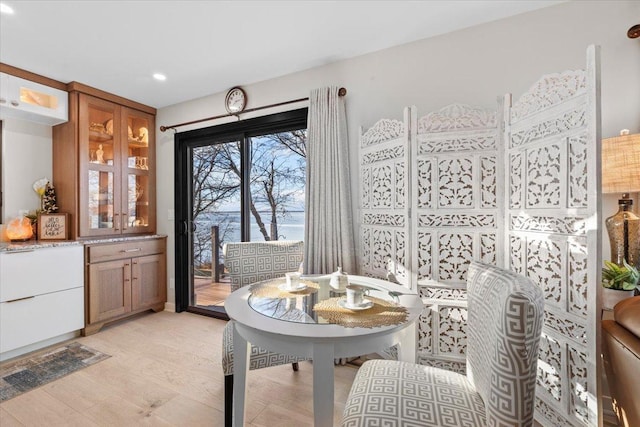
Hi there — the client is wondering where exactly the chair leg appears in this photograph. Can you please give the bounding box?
[292,362,299,372]
[225,374,233,427]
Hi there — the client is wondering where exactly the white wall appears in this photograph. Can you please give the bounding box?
[0,118,52,239]
[156,1,640,305]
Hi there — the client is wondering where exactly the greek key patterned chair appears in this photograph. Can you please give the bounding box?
[341,260,544,427]
[222,240,306,427]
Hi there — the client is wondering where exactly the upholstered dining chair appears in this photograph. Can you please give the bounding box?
[341,260,545,427]
[221,240,306,427]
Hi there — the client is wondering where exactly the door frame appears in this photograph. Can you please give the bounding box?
[174,108,308,314]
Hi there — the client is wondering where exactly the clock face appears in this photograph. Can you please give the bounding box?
[225,87,246,114]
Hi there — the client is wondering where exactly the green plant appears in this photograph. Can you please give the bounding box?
[602,260,640,291]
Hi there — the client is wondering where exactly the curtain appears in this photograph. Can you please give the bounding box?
[304,86,356,275]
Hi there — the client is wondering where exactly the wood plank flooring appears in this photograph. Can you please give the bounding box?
[0,310,358,426]
[194,277,231,308]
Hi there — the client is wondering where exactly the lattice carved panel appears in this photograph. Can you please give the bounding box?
[438,233,474,282]
[360,145,405,165]
[418,306,433,353]
[361,119,404,147]
[438,157,474,208]
[527,238,564,307]
[509,152,523,209]
[418,103,497,134]
[510,109,586,148]
[371,165,393,208]
[417,159,433,208]
[419,214,496,228]
[362,213,405,227]
[438,306,468,355]
[416,231,432,281]
[527,143,562,208]
[420,286,467,301]
[361,227,371,271]
[480,233,496,264]
[361,167,371,209]
[417,133,497,153]
[511,214,587,235]
[568,133,589,208]
[569,347,589,423]
[511,70,586,122]
[480,156,497,208]
[395,162,406,208]
[537,333,563,403]
[509,235,525,275]
[568,238,588,317]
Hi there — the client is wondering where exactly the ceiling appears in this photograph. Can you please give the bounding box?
[0,1,564,109]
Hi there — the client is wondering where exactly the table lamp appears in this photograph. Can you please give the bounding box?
[602,129,640,269]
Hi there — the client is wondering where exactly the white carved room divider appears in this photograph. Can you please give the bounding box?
[505,46,600,426]
[412,103,504,373]
[359,108,411,287]
[358,46,601,426]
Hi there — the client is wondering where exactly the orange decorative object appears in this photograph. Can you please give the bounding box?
[5,217,34,241]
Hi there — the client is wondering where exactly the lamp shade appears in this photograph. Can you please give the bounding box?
[601,132,640,194]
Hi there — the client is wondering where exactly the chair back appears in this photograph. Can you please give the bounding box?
[223,240,304,291]
[465,261,544,426]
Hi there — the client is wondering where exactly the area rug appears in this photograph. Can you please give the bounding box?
[0,342,110,402]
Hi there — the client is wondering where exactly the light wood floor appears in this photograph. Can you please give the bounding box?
[0,310,358,426]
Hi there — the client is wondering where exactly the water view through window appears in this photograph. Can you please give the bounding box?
[189,126,307,315]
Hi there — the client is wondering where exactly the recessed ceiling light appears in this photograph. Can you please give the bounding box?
[0,3,15,14]
[153,73,167,81]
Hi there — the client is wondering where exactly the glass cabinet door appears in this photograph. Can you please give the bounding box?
[83,96,120,235]
[122,108,153,233]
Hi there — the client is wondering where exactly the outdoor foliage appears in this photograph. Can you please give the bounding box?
[191,130,306,270]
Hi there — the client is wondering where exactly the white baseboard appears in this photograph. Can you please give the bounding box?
[164,302,176,312]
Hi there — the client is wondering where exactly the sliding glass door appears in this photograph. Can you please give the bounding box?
[174,109,308,317]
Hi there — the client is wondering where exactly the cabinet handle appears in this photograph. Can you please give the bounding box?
[10,100,19,107]
[0,97,6,104]
[3,249,35,254]
[114,213,120,231]
[5,296,35,303]
[121,248,142,253]
[122,213,128,230]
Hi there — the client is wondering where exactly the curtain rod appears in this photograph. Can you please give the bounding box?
[160,87,347,132]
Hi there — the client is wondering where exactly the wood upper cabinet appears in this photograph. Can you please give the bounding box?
[53,84,156,239]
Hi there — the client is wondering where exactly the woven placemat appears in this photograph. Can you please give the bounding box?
[313,296,408,328]
[249,279,320,298]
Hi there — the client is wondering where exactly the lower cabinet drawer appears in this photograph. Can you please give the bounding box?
[0,286,84,353]
[86,238,166,263]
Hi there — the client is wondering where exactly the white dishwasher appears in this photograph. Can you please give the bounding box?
[0,245,84,358]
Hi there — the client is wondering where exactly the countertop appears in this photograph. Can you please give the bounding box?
[0,234,167,252]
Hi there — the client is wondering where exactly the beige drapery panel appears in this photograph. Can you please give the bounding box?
[304,86,356,274]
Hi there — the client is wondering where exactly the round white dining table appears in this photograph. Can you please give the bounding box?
[225,274,423,427]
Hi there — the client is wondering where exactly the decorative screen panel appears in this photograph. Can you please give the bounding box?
[506,46,600,427]
[356,47,600,426]
[359,109,411,286]
[412,103,503,370]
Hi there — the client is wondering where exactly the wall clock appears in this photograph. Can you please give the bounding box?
[225,87,247,114]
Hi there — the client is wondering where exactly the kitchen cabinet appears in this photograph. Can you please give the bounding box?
[84,236,166,335]
[0,71,68,125]
[0,245,84,359]
[53,83,157,240]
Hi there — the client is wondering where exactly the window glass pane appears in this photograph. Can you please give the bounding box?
[248,129,307,242]
[88,170,113,229]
